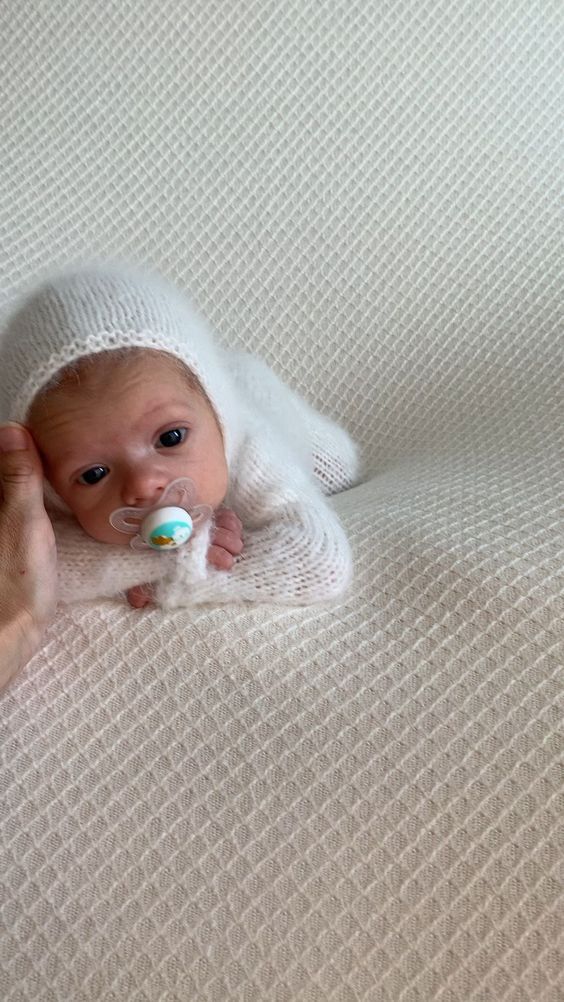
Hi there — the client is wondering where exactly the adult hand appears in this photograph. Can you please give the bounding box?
[0,423,57,691]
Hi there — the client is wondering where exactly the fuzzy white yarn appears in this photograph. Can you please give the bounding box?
[0,264,360,607]
[0,262,243,465]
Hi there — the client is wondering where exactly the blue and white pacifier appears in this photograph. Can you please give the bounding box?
[139,506,193,550]
[109,477,211,551]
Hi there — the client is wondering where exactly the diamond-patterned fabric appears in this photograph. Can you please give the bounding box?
[1,0,563,999]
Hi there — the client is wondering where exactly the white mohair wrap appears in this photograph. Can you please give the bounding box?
[0,264,360,608]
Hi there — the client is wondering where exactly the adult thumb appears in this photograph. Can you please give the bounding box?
[0,423,45,509]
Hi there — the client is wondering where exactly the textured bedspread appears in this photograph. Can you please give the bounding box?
[1,1,562,998]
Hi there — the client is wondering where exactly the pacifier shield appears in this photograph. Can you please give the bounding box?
[110,478,211,551]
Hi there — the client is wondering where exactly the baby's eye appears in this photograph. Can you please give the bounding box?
[78,465,109,486]
[158,428,187,448]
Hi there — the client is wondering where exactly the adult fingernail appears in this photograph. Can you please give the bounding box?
[0,424,29,453]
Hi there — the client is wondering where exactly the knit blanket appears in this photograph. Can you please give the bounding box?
[1,1,562,999]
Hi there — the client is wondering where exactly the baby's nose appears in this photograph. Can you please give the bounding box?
[122,471,166,508]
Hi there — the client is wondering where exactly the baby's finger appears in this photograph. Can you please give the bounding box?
[214,508,243,535]
[211,526,244,556]
[207,545,235,570]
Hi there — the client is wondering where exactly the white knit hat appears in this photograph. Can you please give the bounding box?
[0,262,242,467]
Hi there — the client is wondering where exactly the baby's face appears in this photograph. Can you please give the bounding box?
[27,351,228,545]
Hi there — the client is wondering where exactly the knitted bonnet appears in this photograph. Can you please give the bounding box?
[0,263,242,467]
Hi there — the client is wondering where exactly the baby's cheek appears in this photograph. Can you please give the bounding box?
[41,476,72,515]
[71,503,125,545]
[47,476,80,515]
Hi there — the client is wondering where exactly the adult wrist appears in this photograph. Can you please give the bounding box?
[0,610,43,692]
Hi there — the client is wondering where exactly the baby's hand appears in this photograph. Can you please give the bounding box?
[126,510,243,608]
[208,508,244,570]
[127,583,154,608]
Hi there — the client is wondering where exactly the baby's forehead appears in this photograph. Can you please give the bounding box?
[58,348,196,395]
[29,348,202,424]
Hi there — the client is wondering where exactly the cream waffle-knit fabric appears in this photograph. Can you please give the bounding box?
[1,1,563,1000]
[0,264,359,607]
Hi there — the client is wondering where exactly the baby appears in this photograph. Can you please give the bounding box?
[26,347,244,607]
[0,264,359,609]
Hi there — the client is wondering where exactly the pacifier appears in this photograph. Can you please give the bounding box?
[109,477,212,551]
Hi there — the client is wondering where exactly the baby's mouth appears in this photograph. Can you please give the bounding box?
[109,477,212,551]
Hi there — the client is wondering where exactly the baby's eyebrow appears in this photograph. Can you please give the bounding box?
[142,401,196,420]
